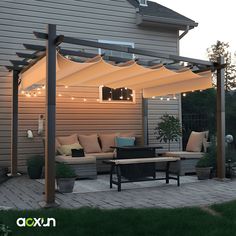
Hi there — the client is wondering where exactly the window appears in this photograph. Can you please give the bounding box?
[98,40,135,103]
[99,86,135,103]
[98,40,134,60]
[138,0,148,6]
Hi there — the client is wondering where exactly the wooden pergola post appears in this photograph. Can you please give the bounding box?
[216,56,226,179]
[44,24,57,207]
[11,70,19,176]
[142,97,149,145]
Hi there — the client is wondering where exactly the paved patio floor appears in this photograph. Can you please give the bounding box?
[0,175,236,210]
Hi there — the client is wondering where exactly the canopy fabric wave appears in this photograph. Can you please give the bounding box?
[20,52,212,98]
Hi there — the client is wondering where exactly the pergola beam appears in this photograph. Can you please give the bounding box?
[16,52,38,59]
[23,44,45,51]
[10,60,29,66]
[33,31,214,67]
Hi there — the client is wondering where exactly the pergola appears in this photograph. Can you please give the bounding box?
[6,24,226,207]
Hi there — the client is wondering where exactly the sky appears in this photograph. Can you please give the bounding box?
[152,0,236,60]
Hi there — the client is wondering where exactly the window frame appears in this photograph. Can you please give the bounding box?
[98,39,135,60]
[138,0,148,6]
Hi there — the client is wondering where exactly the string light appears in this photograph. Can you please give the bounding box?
[58,94,62,97]
[96,98,100,102]
[183,93,187,97]
[130,94,133,97]
[152,96,155,99]
[21,91,25,95]
[173,94,177,100]
[160,97,163,101]
[33,93,37,97]
[42,85,45,90]
[26,93,31,98]
[108,98,111,101]
[37,91,41,95]
[167,97,170,101]
[119,96,123,99]
[37,88,40,91]
[64,85,68,89]
[125,87,128,90]
[127,97,130,100]
[83,98,87,102]
[71,97,75,100]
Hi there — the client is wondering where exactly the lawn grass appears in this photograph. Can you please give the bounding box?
[1,202,236,236]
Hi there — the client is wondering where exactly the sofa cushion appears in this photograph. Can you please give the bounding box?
[115,136,135,147]
[163,151,204,159]
[78,134,102,153]
[99,133,118,152]
[186,131,205,152]
[57,143,83,156]
[57,134,78,145]
[86,152,114,160]
[56,155,96,164]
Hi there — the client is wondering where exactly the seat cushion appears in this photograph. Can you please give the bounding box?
[56,155,96,164]
[86,152,114,160]
[78,134,102,153]
[163,151,204,159]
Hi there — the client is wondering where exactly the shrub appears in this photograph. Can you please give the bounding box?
[56,163,76,179]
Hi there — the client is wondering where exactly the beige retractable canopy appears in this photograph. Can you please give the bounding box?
[20,52,212,97]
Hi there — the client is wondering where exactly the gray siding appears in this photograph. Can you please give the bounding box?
[0,0,181,169]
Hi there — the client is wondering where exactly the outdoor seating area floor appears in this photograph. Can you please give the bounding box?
[36,172,198,194]
[1,174,236,210]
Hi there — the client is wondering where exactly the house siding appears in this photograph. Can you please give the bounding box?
[0,0,181,170]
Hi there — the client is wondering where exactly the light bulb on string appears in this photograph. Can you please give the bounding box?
[183,93,187,97]
[83,98,87,102]
[160,97,163,101]
[173,94,177,100]
[21,90,25,95]
[167,97,170,101]
[71,97,75,100]
[65,85,68,89]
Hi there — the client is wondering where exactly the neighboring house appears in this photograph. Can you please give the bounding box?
[0,0,197,170]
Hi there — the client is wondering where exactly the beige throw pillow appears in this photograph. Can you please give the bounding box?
[57,143,83,156]
[99,133,118,152]
[78,134,102,153]
[57,134,78,145]
[186,131,205,152]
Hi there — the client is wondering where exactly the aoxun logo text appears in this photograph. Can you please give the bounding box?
[16,217,56,227]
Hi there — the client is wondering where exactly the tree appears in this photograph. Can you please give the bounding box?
[207,40,236,91]
[154,114,182,151]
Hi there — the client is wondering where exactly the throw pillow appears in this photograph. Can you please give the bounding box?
[115,137,135,147]
[99,133,118,152]
[57,142,83,156]
[186,131,205,152]
[78,134,102,153]
[57,134,78,145]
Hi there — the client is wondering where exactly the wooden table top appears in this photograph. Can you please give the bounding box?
[104,157,180,165]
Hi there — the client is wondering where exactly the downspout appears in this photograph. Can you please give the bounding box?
[179,25,190,40]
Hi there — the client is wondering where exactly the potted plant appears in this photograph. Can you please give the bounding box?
[154,114,182,151]
[56,163,76,193]
[27,155,44,179]
[196,155,212,180]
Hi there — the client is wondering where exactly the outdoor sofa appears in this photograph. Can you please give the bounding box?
[55,132,137,179]
[162,131,210,175]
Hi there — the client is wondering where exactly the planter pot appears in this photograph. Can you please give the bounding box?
[57,178,75,193]
[196,167,211,180]
[27,166,43,179]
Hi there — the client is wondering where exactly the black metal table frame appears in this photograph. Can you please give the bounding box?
[107,161,180,192]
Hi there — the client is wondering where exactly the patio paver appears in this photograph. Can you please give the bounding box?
[0,175,236,210]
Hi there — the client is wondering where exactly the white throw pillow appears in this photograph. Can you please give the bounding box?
[186,131,205,152]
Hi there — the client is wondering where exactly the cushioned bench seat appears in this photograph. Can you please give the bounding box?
[56,155,97,179]
[162,151,204,175]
